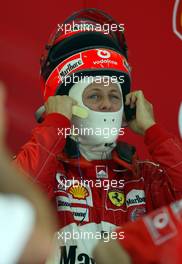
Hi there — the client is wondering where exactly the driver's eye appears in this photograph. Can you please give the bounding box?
[87,94,100,100]
[110,95,120,100]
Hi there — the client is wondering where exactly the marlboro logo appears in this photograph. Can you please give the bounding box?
[126,190,145,208]
[59,57,83,80]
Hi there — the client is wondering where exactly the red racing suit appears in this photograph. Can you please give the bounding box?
[15,113,182,264]
[117,199,182,264]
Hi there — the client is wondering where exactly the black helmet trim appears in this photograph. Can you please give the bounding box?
[42,31,125,80]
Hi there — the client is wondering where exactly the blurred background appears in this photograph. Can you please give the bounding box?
[0,0,181,158]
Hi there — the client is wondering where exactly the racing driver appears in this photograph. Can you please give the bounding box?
[14,8,182,264]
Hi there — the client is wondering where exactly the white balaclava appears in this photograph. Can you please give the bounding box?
[69,76,124,160]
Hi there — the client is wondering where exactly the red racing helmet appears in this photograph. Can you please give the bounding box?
[37,9,132,122]
[43,48,131,102]
[40,8,128,82]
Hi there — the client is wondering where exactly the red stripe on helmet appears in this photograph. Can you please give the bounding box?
[43,48,131,102]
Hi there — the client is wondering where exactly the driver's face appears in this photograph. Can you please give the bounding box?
[82,81,122,112]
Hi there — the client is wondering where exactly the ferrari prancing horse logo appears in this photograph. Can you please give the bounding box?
[108,191,125,207]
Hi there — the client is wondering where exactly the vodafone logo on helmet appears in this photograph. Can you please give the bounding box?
[97,49,111,58]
